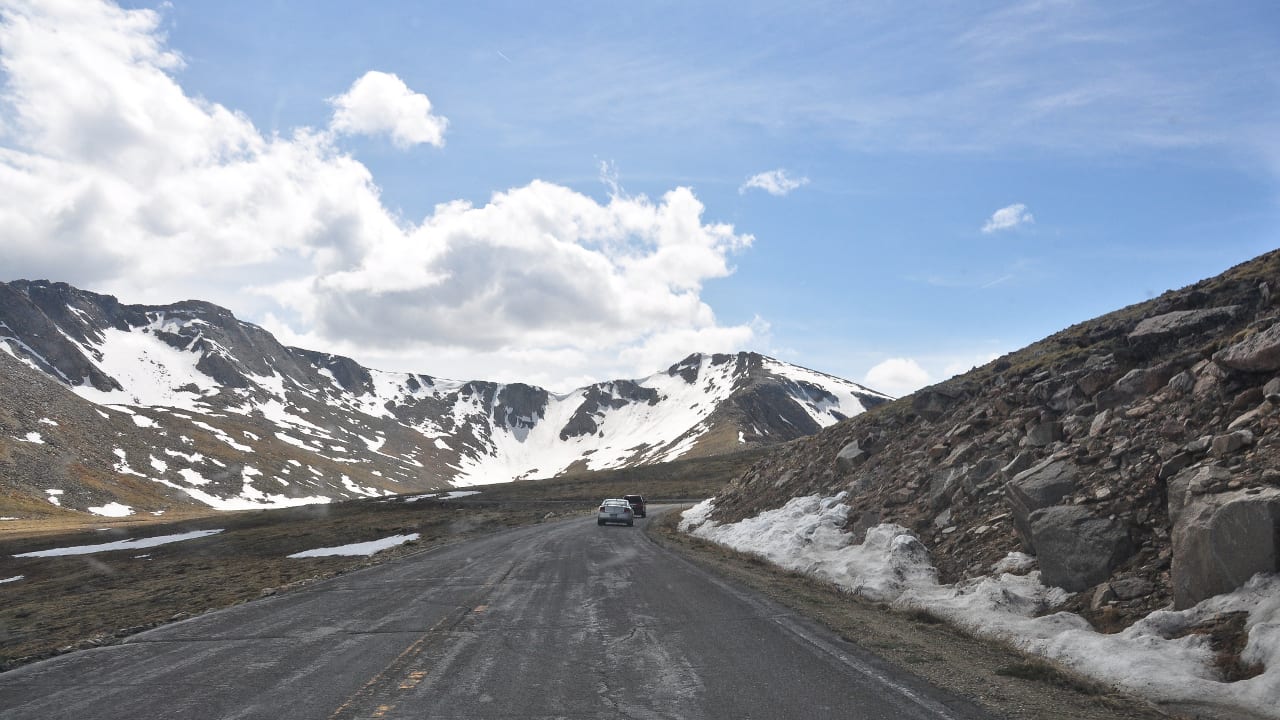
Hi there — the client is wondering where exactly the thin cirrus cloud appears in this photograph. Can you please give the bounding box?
[739,169,810,196]
[981,203,1034,233]
[0,0,758,387]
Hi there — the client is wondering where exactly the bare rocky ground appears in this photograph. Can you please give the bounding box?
[706,249,1280,684]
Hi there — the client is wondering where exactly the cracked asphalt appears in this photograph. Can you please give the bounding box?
[0,507,995,719]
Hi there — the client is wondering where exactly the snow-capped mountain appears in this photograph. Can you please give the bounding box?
[0,280,889,516]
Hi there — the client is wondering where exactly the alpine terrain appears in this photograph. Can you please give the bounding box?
[0,280,889,518]
[681,248,1280,718]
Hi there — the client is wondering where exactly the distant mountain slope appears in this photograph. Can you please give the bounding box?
[0,280,888,517]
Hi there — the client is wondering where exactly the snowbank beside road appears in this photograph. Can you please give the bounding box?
[680,495,1280,718]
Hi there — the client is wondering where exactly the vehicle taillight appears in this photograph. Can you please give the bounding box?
[599,506,606,512]
[623,508,632,514]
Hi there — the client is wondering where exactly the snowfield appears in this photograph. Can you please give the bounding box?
[680,495,1280,718]
[13,530,224,558]
[287,533,420,558]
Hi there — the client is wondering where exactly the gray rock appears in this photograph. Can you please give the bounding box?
[1265,377,1280,401]
[1077,355,1121,397]
[847,509,881,543]
[1026,421,1063,447]
[1128,306,1241,347]
[1090,583,1117,610]
[1158,452,1193,481]
[1110,577,1155,600]
[1168,465,1233,525]
[999,451,1036,479]
[943,440,979,467]
[836,441,869,471]
[1171,488,1280,609]
[932,508,953,530]
[1211,430,1255,457]
[1193,362,1229,400]
[1216,322,1280,372]
[1088,410,1111,437]
[1228,403,1271,431]
[1005,458,1080,550]
[929,467,960,510]
[1166,370,1195,397]
[1029,505,1134,592]
[1184,436,1213,455]
[913,388,958,422]
[961,457,1001,494]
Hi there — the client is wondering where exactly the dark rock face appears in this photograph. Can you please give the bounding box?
[0,283,121,392]
[1005,458,1080,550]
[1029,505,1134,592]
[291,349,375,395]
[495,384,550,430]
[559,381,659,440]
[667,353,703,384]
[1171,489,1280,609]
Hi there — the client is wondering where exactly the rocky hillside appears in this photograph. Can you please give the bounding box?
[0,280,888,518]
[706,248,1280,629]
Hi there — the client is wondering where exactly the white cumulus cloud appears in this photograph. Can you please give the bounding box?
[864,358,931,398]
[329,70,448,148]
[739,169,809,196]
[982,203,1034,233]
[0,0,757,388]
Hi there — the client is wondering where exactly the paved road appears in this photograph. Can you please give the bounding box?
[0,508,993,719]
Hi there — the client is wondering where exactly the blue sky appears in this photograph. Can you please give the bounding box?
[2,1,1277,395]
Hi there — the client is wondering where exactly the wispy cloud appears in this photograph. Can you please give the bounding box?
[740,169,810,196]
[982,203,1034,233]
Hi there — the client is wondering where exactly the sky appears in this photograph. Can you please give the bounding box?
[1,0,1277,396]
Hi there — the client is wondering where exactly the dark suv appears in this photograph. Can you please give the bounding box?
[624,494,646,518]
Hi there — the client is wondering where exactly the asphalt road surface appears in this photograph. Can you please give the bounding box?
[0,507,994,719]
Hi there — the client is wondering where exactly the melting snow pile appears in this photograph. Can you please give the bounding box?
[680,495,1280,717]
[13,529,224,558]
[287,533,420,558]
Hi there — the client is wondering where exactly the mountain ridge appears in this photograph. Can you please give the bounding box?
[0,279,889,517]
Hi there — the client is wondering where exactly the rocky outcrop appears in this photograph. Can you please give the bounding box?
[1029,505,1134,592]
[705,248,1280,631]
[1171,488,1280,609]
[1215,322,1280,372]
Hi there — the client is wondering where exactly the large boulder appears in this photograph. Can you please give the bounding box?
[1128,306,1241,348]
[1029,505,1134,592]
[836,440,869,471]
[1171,488,1280,609]
[1167,465,1233,524]
[1215,322,1280,372]
[1004,458,1080,550]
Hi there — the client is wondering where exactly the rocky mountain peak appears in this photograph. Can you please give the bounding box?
[0,280,888,517]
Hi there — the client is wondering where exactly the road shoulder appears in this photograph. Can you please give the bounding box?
[645,507,1174,720]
